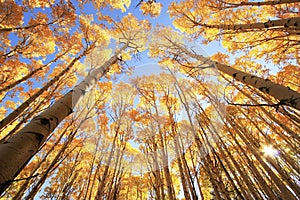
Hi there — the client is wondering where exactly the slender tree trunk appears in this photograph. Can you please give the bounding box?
[24,129,78,200]
[225,0,300,7]
[200,17,300,31]
[169,40,300,110]
[223,75,300,143]
[214,148,245,199]
[82,135,102,200]
[0,76,64,143]
[95,131,118,199]
[173,136,191,200]
[0,51,68,95]
[189,147,204,200]
[235,105,300,175]
[107,143,125,199]
[217,132,262,199]
[198,124,231,199]
[169,68,205,199]
[217,144,255,199]
[179,140,199,200]
[228,121,279,198]
[0,49,88,132]
[153,148,163,200]
[163,87,191,200]
[88,156,104,200]
[11,123,72,200]
[193,96,262,199]
[148,95,176,200]
[232,118,299,199]
[203,155,223,200]
[225,78,300,144]
[0,44,128,194]
[57,152,81,199]
[216,63,300,110]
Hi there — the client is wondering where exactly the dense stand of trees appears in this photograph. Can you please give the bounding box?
[0,0,299,199]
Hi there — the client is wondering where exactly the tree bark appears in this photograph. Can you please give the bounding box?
[0,49,87,132]
[222,0,300,7]
[0,44,128,194]
[179,45,300,110]
[202,17,300,31]
[0,51,68,95]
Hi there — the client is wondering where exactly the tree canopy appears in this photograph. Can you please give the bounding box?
[0,0,299,199]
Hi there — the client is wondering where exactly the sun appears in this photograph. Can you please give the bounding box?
[261,145,279,157]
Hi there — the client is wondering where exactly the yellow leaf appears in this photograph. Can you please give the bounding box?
[5,100,16,110]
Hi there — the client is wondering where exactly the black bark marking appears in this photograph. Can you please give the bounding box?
[254,80,258,85]
[23,132,45,143]
[259,87,267,91]
[242,76,247,81]
[40,118,50,126]
[39,118,51,131]
[34,133,44,142]
[284,19,291,28]
[251,76,255,78]
[264,22,269,28]
[233,73,237,78]
[49,116,59,125]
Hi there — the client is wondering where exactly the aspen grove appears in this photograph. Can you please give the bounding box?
[0,0,299,199]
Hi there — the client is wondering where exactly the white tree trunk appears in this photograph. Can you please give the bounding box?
[179,45,300,110]
[0,44,128,193]
[202,17,300,31]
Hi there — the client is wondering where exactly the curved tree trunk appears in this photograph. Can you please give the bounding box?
[11,123,72,200]
[0,75,66,143]
[201,17,300,31]
[0,49,87,132]
[0,44,128,194]
[0,51,68,95]
[223,0,300,7]
[177,45,300,110]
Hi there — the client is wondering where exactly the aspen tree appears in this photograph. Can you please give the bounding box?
[0,11,150,193]
[0,51,68,95]
[150,27,300,110]
[215,0,300,8]
[24,128,79,200]
[10,122,73,200]
[169,0,300,64]
[222,76,300,144]
[0,48,92,132]
[232,119,298,200]
[161,78,191,199]
[0,45,126,193]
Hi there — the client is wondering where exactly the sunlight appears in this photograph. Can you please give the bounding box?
[262,145,279,157]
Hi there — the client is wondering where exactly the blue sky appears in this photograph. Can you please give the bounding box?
[94,0,227,82]
[2,0,228,118]
[1,0,228,114]
[1,2,224,199]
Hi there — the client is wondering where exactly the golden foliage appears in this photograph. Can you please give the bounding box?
[140,1,162,18]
